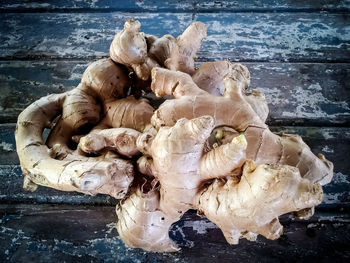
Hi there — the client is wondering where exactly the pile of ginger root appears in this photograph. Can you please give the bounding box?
[15,19,334,252]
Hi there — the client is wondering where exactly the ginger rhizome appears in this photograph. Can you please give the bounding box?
[116,116,325,251]
[15,93,134,198]
[16,57,153,198]
[110,19,206,82]
[15,19,334,252]
[196,160,323,244]
[150,67,333,185]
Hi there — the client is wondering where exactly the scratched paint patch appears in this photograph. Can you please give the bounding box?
[1,13,349,61]
[169,224,194,248]
[321,145,334,153]
[1,2,51,9]
[198,14,350,62]
[0,141,13,152]
[332,172,349,184]
[0,218,189,263]
[322,171,350,205]
[183,219,217,234]
[282,83,350,121]
[322,192,343,204]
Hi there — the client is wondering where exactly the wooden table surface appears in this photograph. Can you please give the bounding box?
[0,1,349,262]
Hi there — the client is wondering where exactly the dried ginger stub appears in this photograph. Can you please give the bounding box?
[14,19,334,253]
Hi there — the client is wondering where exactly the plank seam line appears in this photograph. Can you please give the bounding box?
[0,58,350,64]
[0,8,349,14]
[0,200,348,214]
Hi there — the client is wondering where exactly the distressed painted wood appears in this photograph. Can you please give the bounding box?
[0,2,349,259]
[0,124,18,165]
[0,0,349,12]
[0,204,349,262]
[0,61,83,123]
[0,13,349,62]
[1,124,349,207]
[1,61,349,125]
[250,63,350,126]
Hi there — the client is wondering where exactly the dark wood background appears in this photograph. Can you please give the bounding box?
[0,1,349,262]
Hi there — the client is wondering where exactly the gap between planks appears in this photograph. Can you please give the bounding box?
[0,0,349,14]
[1,9,349,14]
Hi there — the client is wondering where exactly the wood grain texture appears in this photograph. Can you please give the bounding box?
[1,61,349,125]
[1,124,349,208]
[0,204,349,262]
[0,1,348,260]
[0,124,17,165]
[0,0,349,13]
[0,13,349,62]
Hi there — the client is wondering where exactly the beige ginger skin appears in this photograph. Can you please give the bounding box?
[46,58,131,149]
[118,116,247,252]
[116,116,324,251]
[196,160,323,244]
[110,19,206,82]
[15,93,134,198]
[16,58,153,198]
[15,19,334,253]
[150,67,333,185]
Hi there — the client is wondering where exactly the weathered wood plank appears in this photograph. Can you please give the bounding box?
[0,204,349,262]
[0,13,349,62]
[0,124,18,165]
[1,61,349,125]
[0,61,83,123]
[1,124,349,207]
[0,0,349,12]
[251,63,350,126]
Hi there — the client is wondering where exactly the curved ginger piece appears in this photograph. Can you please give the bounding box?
[150,68,333,185]
[75,96,154,159]
[78,128,141,158]
[47,60,154,160]
[196,160,323,244]
[46,58,131,149]
[15,93,133,199]
[116,179,179,252]
[101,96,154,132]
